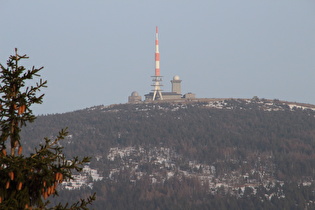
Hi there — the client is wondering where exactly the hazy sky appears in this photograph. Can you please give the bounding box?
[1,1,314,114]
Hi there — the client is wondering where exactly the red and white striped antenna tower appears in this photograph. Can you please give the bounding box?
[152,26,163,100]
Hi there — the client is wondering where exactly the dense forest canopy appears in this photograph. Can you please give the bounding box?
[21,99,315,209]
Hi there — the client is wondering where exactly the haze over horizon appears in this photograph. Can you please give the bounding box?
[1,1,314,114]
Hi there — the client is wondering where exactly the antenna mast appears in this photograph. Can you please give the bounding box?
[152,26,163,100]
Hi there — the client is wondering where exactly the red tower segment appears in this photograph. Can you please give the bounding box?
[152,26,163,100]
[155,26,160,76]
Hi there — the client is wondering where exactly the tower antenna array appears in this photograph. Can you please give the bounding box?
[151,26,163,100]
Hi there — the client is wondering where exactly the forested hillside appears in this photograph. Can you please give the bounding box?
[21,98,315,209]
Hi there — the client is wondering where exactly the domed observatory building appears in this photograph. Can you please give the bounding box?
[171,75,182,94]
[128,91,142,103]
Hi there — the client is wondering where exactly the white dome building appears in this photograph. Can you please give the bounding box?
[171,75,182,94]
[173,75,180,81]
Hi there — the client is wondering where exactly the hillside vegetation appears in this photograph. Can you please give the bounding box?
[21,98,315,209]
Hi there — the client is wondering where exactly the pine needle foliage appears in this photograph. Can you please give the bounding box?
[0,49,95,209]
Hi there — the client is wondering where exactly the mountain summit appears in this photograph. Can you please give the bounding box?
[22,98,315,209]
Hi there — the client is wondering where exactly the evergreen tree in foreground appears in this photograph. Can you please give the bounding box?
[0,49,95,209]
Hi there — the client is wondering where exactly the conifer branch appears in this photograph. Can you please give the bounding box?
[0,49,95,209]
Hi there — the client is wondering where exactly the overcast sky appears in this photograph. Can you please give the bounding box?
[1,1,314,114]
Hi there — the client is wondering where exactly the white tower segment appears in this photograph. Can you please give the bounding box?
[152,26,163,100]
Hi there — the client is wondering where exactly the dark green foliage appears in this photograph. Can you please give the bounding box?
[0,48,47,156]
[22,102,315,180]
[20,96,315,209]
[0,49,95,209]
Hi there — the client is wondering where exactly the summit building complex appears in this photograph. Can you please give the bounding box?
[128,27,196,104]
